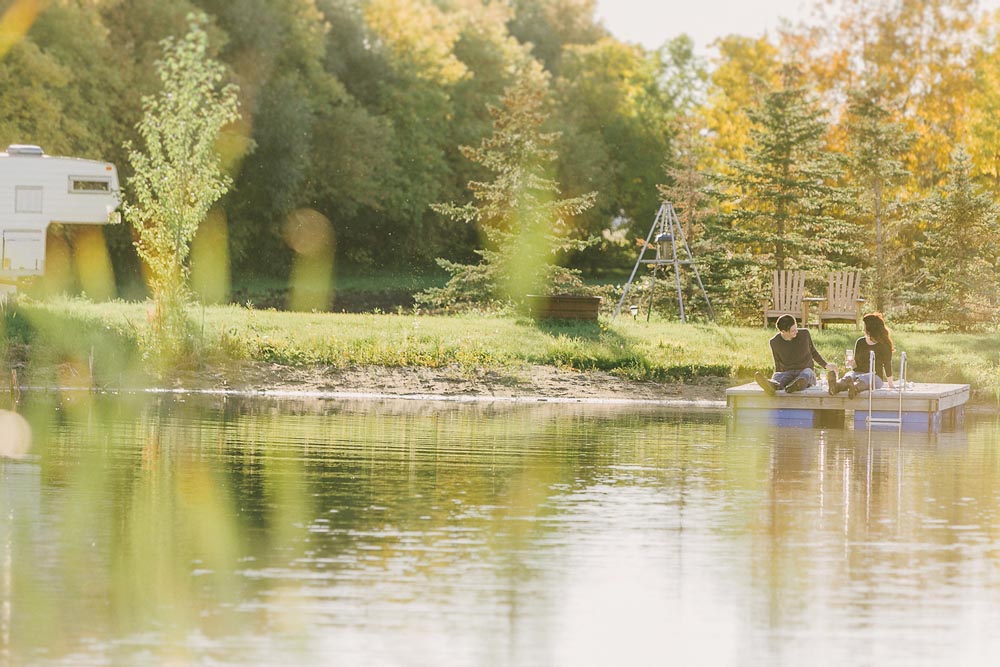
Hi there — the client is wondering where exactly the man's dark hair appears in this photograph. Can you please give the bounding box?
[776,314,796,331]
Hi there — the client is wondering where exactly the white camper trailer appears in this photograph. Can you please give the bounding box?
[0,144,120,282]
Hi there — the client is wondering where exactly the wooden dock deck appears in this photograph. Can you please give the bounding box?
[726,382,970,430]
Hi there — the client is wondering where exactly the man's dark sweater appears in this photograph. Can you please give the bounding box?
[769,329,828,372]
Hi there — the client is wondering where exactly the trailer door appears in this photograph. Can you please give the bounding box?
[2,229,45,273]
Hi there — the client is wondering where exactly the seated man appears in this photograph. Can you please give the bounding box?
[755,313,836,396]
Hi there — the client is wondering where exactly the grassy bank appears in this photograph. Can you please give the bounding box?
[5,298,1000,402]
[225,271,449,312]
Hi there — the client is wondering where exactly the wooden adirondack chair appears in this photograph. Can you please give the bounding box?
[762,270,807,327]
[818,270,865,329]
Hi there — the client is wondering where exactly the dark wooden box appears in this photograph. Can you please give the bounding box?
[526,294,602,321]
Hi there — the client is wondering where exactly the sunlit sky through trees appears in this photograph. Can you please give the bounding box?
[595,0,1000,52]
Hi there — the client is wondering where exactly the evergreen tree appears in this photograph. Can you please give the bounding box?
[842,81,914,311]
[908,147,999,329]
[417,61,596,311]
[723,65,850,273]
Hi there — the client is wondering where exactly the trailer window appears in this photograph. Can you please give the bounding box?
[69,177,111,193]
[15,186,42,213]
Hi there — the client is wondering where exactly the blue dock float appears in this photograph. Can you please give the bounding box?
[726,382,970,431]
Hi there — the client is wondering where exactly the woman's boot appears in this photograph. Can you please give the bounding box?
[830,376,852,395]
[847,378,864,399]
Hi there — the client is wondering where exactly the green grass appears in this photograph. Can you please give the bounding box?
[6,297,1000,402]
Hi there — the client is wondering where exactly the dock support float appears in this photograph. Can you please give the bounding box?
[726,382,970,432]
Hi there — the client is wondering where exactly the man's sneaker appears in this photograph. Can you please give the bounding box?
[826,370,838,396]
[785,377,810,393]
[754,371,777,397]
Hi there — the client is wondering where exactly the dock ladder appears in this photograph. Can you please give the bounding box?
[866,350,907,429]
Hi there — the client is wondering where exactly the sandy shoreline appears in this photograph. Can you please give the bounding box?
[17,361,998,413]
[160,362,732,405]
[11,361,727,407]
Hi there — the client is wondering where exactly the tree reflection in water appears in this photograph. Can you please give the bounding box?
[1,394,998,666]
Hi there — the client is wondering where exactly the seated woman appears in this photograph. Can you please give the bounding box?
[827,312,896,398]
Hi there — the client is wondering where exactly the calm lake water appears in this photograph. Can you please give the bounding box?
[3,393,1000,666]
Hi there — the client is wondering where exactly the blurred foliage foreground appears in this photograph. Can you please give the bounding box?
[3,298,1000,404]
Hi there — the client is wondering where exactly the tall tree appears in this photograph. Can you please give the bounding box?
[842,81,914,310]
[125,13,240,360]
[0,2,134,159]
[418,61,596,310]
[701,34,781,177]
[723,65,850,273]
[790,0,984,190]
[967,18,1000,194]
[553,36,689,268]
[908,147,999,328]
[507,0,605,73]
[314,0,494,272]
[197,0,356,276]
[340,0,470,267]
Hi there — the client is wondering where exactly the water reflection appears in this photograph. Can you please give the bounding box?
[2,394,1000,665]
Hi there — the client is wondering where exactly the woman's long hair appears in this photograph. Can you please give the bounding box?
[863,312,894,351]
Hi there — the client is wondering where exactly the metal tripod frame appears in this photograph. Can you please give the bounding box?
[612,202,715,323]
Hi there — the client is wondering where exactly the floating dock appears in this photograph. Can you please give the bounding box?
[726,382,970,431]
